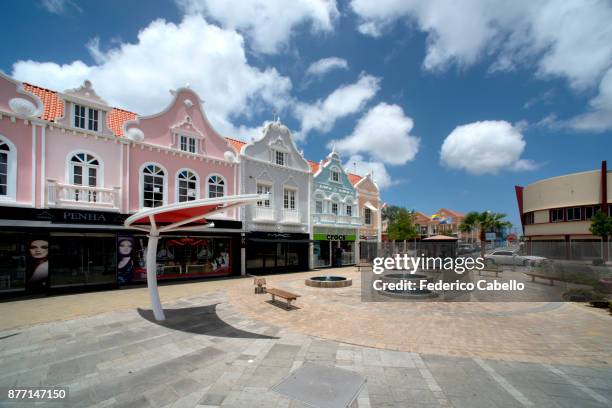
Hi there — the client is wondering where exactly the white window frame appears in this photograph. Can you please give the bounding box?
[68,152,101,188]
[179,134,197,154]
[0,136,17,202]
[315,200,323,214]
[256,182,272,208]
[139,163,167,209]
[206,174,226,198]
[274,150,287,166]
[329,166,341,183]
[331,202,338,215]
[73,104,100,132]
[364,207,372,225]
[175,168,199,203]
[283,187,297,210]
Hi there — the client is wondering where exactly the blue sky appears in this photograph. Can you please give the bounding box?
[2,0,612,229]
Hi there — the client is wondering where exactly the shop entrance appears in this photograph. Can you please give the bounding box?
[246,241,309,275]
[49,234,117,288]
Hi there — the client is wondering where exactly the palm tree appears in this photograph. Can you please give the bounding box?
[459,211,512,258]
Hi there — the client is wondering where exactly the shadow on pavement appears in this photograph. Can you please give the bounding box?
[137,303,278,339]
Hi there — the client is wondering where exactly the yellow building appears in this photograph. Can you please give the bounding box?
[515,160,611,259]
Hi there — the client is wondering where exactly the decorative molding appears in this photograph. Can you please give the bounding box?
[63,80,110,110]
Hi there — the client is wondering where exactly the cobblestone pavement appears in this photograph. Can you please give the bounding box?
[227,268,612,366]
[0,268,611,407]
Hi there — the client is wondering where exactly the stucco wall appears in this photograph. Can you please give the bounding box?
[523,171,601,212]
[241,122,310,232]
[525,221,591,236]
[0,117,35,205]
[44,129,122,190]
[127,146,236,213]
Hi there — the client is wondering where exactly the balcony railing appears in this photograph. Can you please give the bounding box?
[313,213,362,226]
[281,209,300,223]
[254,206,275,221]
[47,180,120,210]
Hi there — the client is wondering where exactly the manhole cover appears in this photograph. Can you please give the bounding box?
[272,363,366,408]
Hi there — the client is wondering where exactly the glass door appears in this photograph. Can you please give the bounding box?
[50,234,116,287]
[85,236,117,285]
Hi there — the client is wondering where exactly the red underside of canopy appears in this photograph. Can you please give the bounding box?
[130,204,221,225]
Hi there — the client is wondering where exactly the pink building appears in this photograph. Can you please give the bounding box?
[0,73,241,294]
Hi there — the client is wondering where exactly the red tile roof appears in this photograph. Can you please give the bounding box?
[23,82,137,136]
[108,108,136,136]
[437,208,465,218]
[24,83,64,121]
[226,137,247,153]
[21,80,371,185]
[348,173,362,185]
[308,160,320,173]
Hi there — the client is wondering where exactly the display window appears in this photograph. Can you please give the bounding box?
[127,235,232,282]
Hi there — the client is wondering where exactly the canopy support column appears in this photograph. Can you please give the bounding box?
[146,231,165,321]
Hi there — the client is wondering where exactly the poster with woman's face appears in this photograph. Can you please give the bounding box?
[26,238,49,288]
[117,236,134,284]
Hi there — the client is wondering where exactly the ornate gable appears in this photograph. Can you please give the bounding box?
[64,80,108,108]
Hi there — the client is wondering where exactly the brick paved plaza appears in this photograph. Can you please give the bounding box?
[1,267,611,407]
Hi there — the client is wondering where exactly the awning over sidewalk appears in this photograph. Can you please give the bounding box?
[364,201,378,212]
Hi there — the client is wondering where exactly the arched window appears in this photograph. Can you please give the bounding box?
[70,153,99,186]
[177,170,198,202]
[142,164,165,208]
[0,139,16,200]
[207,175,225,198]
[69,152,100,202]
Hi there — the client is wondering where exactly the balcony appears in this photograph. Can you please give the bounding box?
[281,209,300,224]
[254,206,275,221]
[47,180,120,211]
[313,213,362,226]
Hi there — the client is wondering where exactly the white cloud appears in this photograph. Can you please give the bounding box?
[330,103,419,166]
[350,0,612,90]
[569,66,612,132]
[12,15,292,137]
[345,155,395,189]
[294,74,380,139]
[306,57,348,77]
[440,120,537,175]
[40,0,81,15]
[176,0,339,54]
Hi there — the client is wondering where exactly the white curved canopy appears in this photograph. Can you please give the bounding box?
[125,194,266,321]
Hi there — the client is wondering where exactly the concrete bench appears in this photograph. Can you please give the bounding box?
[524,272,561,286]
[267,288,300,308]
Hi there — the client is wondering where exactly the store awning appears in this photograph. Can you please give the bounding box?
[124,194,265,321]
[364,201,378,212]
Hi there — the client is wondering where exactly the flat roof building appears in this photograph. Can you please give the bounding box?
[515,160,611,260]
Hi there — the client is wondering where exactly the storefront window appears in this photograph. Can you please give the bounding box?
[0,233,26,292]
[313,241,331,267]
[129,235,231,281]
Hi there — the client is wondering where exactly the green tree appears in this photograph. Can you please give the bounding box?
[459,211,512,258]
[387,208,419,241]
[589,210,612,261]
[382,205,403,225]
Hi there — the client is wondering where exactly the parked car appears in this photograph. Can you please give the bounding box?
[484,249,547,266]
[458,243,479,255]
